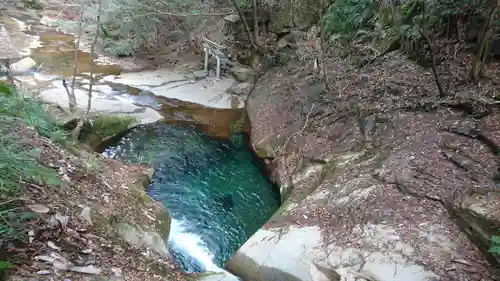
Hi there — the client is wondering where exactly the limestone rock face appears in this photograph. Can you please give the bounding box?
[227,54,498,281]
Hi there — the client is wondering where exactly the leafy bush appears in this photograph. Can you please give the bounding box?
[324,0,377,40]
[21,0,43,10]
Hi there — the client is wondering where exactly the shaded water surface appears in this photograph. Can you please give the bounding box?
[102,123,280,272]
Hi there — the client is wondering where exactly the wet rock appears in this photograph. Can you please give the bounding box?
[10,57,36,73]
[228,66,255,83]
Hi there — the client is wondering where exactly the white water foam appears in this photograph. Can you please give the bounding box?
[169,219,223,273]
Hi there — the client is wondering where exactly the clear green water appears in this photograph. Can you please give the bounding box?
[102,123,280,272]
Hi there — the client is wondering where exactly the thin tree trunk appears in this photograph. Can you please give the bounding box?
[319,0,329,90]
[419,30,446,97]
[389,0,399,25]
[253,0,259,39]
[471,0,500,83]
[230,0,257,50]
[74,0,104,140]
[87,0,102,115]
[480,34,492,77]
[418,1,446,97]
[68,0,86,113]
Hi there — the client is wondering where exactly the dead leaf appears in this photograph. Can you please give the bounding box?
[81,249,93,254]
[28,204,50,214]
[55,212,69,230]
[111,267,122,277]
[53,261,70,271]
[69,265,102,275]
[79,206,92,225]
[47,241,61,251]
[35,255,55,263]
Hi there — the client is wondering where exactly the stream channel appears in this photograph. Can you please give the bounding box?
[9,23,281,274]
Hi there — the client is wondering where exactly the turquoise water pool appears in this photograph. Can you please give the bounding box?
[102,122,280,272]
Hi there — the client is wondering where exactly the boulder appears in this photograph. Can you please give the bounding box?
[228,59,497,281]
[228,65,256,83]
[226,82,253,96]
[10,57,37,73]
[458,192,500,265]
[223,14,240,23]
[277,33,297,50]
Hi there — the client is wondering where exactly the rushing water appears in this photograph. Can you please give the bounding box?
[102,122,280,272]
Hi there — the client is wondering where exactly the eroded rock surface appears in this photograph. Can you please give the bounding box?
[227,51,500,281]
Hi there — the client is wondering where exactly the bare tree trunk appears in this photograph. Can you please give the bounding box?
[480,34,492,77]
[68,0,86,113]
[420,30,446,97]
[253,0,259,39]
[74,0,104,140]
[230,0,257,50]
[389,0,399,25]
[87,0,102,115]
[417,1,446,97]
[319,0,329,90]
[471,0,500,83]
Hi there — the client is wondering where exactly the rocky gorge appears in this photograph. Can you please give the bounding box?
[1,0,500,281]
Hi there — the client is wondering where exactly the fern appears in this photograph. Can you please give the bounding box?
[489,235,500,254]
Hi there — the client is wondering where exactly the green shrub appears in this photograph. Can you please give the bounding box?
[324,0,377,40]
[21,0,43,10]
